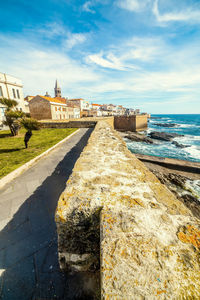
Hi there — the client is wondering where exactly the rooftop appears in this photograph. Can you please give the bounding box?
[39,95,66,105]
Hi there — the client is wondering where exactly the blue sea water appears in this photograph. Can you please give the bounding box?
[126,114,200,163]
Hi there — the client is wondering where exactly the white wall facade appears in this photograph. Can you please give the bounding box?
[80,99,90,111]
[50,102,68,120]
[73,107,80,118]
[0,72,27,124]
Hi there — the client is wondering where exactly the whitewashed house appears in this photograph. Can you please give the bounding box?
[0,72,27,125]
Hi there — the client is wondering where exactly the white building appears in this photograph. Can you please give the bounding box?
[91,103,103,116]
[0,72,27,124]
[67,98,90,111]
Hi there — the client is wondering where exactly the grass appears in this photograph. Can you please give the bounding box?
[0,128,78,179]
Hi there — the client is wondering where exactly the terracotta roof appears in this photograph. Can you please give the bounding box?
[54,97,67,104]
[92,103,102,106]
[39,95,66,104]
[68,98,84,101]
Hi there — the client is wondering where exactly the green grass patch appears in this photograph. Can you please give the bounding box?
[0,128,78,179]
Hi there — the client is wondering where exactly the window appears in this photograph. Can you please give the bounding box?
[55,107,57,111]
[0,86,3,97]
[17,89,20,99]
[12,88,16,98]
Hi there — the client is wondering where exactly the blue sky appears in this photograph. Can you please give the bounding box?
[0,0,200,113]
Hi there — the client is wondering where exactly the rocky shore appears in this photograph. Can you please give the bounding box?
[139,156,200,219]
[119,130,189,148]
[118,130,200,219]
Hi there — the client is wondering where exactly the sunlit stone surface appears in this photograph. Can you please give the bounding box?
[56,120,200,299]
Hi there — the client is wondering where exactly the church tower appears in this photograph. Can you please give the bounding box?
[54,79,61,98]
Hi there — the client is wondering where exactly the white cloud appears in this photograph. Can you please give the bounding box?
[37,23,66,39]
[86,37,164,71]
[153,0,200,23]
[82,1,95,13]
[121,37,163,62]
[116,0,150,12]
[64,32,87,49]
[117,0,140,12]
[0,33,99,98]
[87,52,127,70]
[130,68,200,93]
[1,26,200,113]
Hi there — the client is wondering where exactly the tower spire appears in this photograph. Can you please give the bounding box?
[54,79,61,97]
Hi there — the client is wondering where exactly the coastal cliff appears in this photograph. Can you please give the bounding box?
[55,120,200,299]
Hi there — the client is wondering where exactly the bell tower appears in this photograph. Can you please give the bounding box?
[54,79,61,98]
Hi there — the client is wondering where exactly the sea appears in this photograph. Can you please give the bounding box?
[126,114,200,163]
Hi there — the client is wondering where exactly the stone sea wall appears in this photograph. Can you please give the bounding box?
[40,116,114,129]
[55,120,200,299]
[114,115,148,132]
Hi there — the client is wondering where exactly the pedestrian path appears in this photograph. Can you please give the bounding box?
[0,128,92,300]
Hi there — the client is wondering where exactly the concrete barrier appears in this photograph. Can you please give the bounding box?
[55,120,200,299]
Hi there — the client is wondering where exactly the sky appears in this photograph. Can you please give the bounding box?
[0,0,200,113]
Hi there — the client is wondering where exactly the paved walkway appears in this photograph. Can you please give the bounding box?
[0,128,93,300]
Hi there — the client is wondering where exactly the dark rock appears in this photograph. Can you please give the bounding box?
[151,171,186,188]
[125,132,154,144]
[172,141,190,148]
[148,131,183,141]
[150,117,162,119]
[154,123,178,128]
[151,170,200,219]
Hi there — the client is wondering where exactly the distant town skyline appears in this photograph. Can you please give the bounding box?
[0,0,200,114]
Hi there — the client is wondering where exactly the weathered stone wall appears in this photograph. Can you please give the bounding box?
[55,120,200,299]
[40,120,97,128]
[40,116,114,129]
[29,96,52,120]
[114,115,148,131]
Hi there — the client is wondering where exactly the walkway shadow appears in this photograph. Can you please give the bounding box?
[0,129,95,300]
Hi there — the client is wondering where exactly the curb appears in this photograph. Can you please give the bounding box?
[0,129,80,190]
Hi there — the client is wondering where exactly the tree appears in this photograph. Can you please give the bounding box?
[0,98,25,136]
[20,118,40,148]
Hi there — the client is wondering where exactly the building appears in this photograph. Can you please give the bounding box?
[68,98,90,111]
[0,72,26,124]
[135,109,140,114]
[24,95,34,102]
[29,95,80,120]
[67,102,81,118]
[91,103,103,117]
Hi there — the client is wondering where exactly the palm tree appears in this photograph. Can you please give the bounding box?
[0,98,25,136]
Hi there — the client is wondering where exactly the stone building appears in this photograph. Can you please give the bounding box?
[0,72,27,124]
[29,95,80,120]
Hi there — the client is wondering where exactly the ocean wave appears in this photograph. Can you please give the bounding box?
[175,135,200,142]
[184,145,200,160]
[178,124,200,128]
[125,138,200,163]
